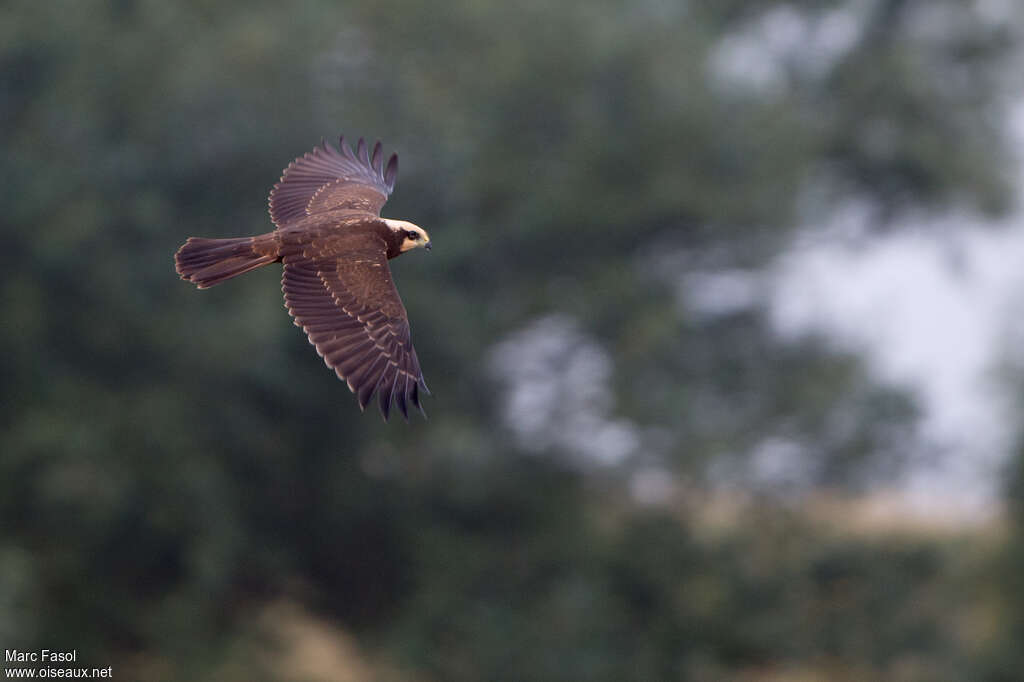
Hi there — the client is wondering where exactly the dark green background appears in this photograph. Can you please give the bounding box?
[3,1,1024,679]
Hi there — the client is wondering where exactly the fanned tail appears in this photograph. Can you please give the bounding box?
[175,236,278,289]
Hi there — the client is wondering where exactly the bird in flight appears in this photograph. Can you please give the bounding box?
[175,136,431,420]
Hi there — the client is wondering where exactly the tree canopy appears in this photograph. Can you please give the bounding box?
[2,1,1022,679]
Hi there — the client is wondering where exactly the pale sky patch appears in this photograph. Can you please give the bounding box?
[770,210,1024,515]
[487,315,640,467]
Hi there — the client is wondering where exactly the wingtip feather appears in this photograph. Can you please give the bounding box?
[384,154,398,190]
[395,377,410,421]
[339,135,354,159]
[371,141,383,172]
[357,138,371,166]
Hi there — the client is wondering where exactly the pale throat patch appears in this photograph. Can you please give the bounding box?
[384,219,431,252]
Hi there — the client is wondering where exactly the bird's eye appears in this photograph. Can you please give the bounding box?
[406,230,419,240]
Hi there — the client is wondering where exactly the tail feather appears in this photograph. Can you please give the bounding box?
[175,236,277,289]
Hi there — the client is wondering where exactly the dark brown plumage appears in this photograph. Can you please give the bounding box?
[175,136,431,420]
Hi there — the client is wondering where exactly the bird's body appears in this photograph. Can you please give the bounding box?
[175,136,431,420]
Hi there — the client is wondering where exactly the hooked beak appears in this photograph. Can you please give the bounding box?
[424,241,432,251]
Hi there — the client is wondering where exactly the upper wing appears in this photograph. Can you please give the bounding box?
[282,240,427,420]
[269,136,399,227]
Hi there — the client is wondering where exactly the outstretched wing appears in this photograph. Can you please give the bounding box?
[269,136,399,227]
[282,240,427,420]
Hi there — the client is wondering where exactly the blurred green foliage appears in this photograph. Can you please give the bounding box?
[2,0,1022,679]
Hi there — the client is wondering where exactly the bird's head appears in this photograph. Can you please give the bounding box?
[384,219,432,253]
